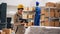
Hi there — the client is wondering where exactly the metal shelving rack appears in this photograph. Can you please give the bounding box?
[23,11,35,22]
[47,7,59,21]
[41,7,60,26]
[23,7,60,26]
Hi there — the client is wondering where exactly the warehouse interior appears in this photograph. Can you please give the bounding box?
[0,0,60,34]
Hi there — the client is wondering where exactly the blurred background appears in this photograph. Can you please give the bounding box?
[0,0,60,34]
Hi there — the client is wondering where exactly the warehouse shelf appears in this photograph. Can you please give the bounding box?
[41,7,60,26]
[23,10,33,11]
[40,20,47,22]
[23,7,60,27]
[23,10,35,13]
[50,17,59,19]
[41,7,60,9]
[23,11,35,23]
[44,17,59,19]
[23,11,35,14]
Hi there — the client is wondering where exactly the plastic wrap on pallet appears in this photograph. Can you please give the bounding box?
[25,26,60,34]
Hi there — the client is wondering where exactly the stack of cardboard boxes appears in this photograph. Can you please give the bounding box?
[28,14,34,19]
[56,3,60,8]
[41,2,60,27]
[0,29,12,34]
[22,14,28,19]
[0,32,5,34]
[2,29,11,34]
[55,10,59,18]
[54,21,60,27]
[50,9,55,17]
[46,2,56,7]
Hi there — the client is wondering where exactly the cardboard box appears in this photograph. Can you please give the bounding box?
[54,21,60,27]
[41,15,45,21]
[45,21,55,26]
[41,9,45,15]
[50,9,55,17]
[41,21,45,26]
[49,21,55,26]
[0,32,5,34]
[45,11,49,17]
[46,2,55,7]
[28,15,34,18]
[45,9,55,17]
[28,22,33,26]
[45,18,49,21]
[3,29,11,34]
[56,3,60,8]
[45,21,49,26]
[22,14,28,19]
[55,10,59,17]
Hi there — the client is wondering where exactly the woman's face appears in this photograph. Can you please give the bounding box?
[18,9,23,14]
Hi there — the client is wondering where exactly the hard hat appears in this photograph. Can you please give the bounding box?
[36,1,39,6]
[17,4,24,8]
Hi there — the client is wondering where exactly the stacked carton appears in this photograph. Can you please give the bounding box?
[22,14,28,19]
[46,2,56,7]
[55,3,60,17]
[45,10,49,17]
[41,15,45,21]
[41,9,45,15]
[55,10,59,18]
[0,32,5,34]
[41,21,45,26]
[54,21,60,27]
[28,22,33,26]
[50,9,55,17]
[45,21,55,26]
[41,2,60,27]
[2,29,11,34]
[56,3,60,8]
[28,14,34,19]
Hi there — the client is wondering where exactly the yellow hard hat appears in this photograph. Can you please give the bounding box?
[17,4,24,8]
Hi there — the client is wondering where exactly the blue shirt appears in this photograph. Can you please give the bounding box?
[35,6,41,15]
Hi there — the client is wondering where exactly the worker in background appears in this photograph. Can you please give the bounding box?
[34,1,41,26]
[13,4,25,34]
